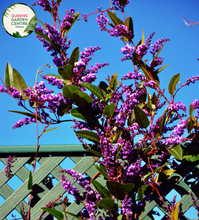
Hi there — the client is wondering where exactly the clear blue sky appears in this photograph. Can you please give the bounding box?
[0,0,199,219]
[1,0,199,146]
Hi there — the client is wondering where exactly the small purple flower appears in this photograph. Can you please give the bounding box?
[96,12,109,31]
[136,44,149,56]
[41,75,63,89]
[121,195,133,218]
[5,156,16,179]
[150,38,170,55]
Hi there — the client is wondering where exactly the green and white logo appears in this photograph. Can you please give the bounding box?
[2,3,37,38]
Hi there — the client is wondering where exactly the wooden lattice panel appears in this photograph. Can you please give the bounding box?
[0,145,199,220]
[0,145,98,220]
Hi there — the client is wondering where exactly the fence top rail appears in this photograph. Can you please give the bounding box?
[0,144,93,157]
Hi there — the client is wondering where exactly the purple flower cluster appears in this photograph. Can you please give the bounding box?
[111,0,130,11]
[145,32,155,47]
[182,75,199,87]
[61,175,81,200]
[167,102,187,113]
[169,195,177,212]
[0,86,23,100]
[144,80,157,88]
[60,169,102,219]
[136,44,149,56]
[60,169,90,187]
[35,24,71,67]
[163,119,187,145]
[12,117,36,129]
[192,99,199,109]
[61,8,76,33]
[5,156,16,179]
[33,0,51,12]
[23,81,65,113]
[72,46,108,84]
[96,13,109,31]
[121,195,133,218]
[120,44,134,61]
[41,75,63,89]
[150,57,163,68]
[109,24,128,39]
[190,191,199,216]
[150,38,170,55]
[126,159,142,177]
[121,71,145,80]
[116,85,144,127]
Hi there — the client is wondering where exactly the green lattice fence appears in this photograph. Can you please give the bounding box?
[0,145,199,219]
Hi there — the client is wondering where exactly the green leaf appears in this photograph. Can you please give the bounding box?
[168,73,180,96]
[117,215,125,220]
[139,62,153,82]
[63,12,80,35]
[94,164,109,179]
[134,106,149,128]
[63,85,80,99]
[80,82,103,100]
[154,64,169,75]
[75,130,100,143]
[189,103,194,117]
[64,211,81,219]
[162,169,176,176]
[70,108,100,129]
[4,62,14,87]
[103,103,115,118]
[87,150,102,157]
[70,108,88,121]
[142,172,152,181]
[73,90,93,108]
[137,184,148,201]
[91,179,112,198]
[41,208,64,220]
[24,15,37,33]
[141,28,145,45]
[107,11,125,26]
[107,181,135,200]
[154,163,170,173]
[115,144,123,160]
[171,202,179,220]
[57,103,69,116]
[45,74,62,79]
[156,169,176,182]
[126,17,134,38]
[69,47,79,66]
[20,207,26,220]
[110,72,119,91]
[8,110,41,121]
[35,31,59,51]
[94,198,114,210]
[154,115,166,135]
[152,43,166,63]
[99,81,109,91]
[28,171,33,190]
[187,116,194,133]
[167,144,183,160]
[152,93,157,105]
[13,68,28,99]
[37,18,47,29]
[42,127,58,135]
[57,0,63,5]
[58,64,73,80]
[183,154,199,162]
